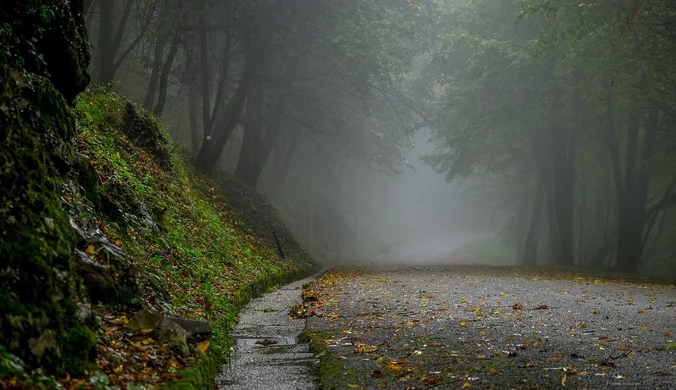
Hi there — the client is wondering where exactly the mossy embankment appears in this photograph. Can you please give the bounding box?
[2,83,316,387]
[1,2,315,387]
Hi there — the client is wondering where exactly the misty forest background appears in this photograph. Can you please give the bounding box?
[85,0,676,275]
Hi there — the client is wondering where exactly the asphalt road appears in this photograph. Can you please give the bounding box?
[304,265,676,389]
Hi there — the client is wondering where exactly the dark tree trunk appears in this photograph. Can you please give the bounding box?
[549,104,576,266]
[523,167,545,266]
[113,1,158,73]
[545,174,559,262]
[615,110,657,273]
[269,132,299,187]
[235,58,299,188]
[143,30,169,110]
[153,32,181,117]
[209,34,232,131]
[96,0,133,83]
[199,1,211,142]
[196,63,253,173]
[188,79,200,156]
[97,0,115,83]
[235,80,264,186]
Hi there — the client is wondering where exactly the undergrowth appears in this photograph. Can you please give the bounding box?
[2,87,314,389]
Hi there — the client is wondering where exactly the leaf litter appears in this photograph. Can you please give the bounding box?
[302,265,676,389]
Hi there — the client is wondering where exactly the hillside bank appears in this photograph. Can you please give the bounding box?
[0,1,315,388]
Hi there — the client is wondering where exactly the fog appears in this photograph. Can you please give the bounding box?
[86,0,676,275]
[364,131,502,265]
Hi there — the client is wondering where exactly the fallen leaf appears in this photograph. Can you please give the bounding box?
[371,370,383,378]
[85,245,96,255]
[197,340,210,353]
[462,382,471,388]
[512,302,523,310]
[562,374,567,387]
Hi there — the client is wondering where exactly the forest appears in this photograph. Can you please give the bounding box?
[2,0,676,388]
[85,0,676,274]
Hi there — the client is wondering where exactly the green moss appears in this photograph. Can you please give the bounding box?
[0,64,91,375]
[0,0,90,101]
[69,88,315,386]
[61,326,96,377]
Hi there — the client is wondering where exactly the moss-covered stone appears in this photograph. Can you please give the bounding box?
[0,0,93,376]
[0,0,90,102]
[0,64,94,375]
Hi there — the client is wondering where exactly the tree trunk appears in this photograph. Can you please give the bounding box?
[188,79,200,156]
[196,63,253,173]
[95,0,133,83]
[97,0,115,83]
[235,58,299,188]
[545,174,559,262]
[523,167,545,266]
[153,32,181,117]
[235,80,264,186]
[199,0,211,143]
[548,99,576,266]
[615,110,657,273]
[269,132,299,187]
[209,34,232,131]
[143,30,169,110]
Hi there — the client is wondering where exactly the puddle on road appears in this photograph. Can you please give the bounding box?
[235,337,297,347]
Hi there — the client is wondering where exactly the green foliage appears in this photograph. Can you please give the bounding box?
[421,0,676,273]
[70,87,314,386]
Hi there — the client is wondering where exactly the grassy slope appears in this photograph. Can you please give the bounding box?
[2,87,315,389]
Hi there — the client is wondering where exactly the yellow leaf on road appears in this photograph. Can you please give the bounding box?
[85,245,96,255]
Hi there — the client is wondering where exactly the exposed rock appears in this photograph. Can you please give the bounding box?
[126,308,162,331]
[167,317,213,339]
[157,318,189,356]
[127,308,190,356]
[28,331,58,361]
[73,249,118,304]
[0,1,90,102]
[123,102,172,170]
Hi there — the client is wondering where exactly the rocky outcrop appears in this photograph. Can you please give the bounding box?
[126,308,213,356]
[0,0,93,376]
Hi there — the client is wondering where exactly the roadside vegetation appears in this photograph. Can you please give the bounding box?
[1,86,314,388]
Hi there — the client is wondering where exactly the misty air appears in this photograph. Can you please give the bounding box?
[1,0,675,388]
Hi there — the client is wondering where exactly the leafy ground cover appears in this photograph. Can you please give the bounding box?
[299,265,676,389]
[1,87,314,389]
